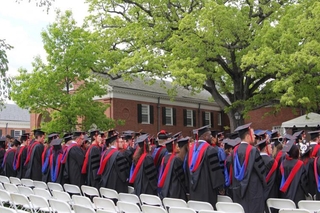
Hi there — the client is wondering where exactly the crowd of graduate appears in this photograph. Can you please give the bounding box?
[0,123,319,213]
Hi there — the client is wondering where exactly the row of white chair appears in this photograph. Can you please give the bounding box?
[267,198,320,213]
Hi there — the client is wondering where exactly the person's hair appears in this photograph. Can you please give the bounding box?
[133,142,149,164]
[166,143,173,153]
[6,135,12,139]
[177,143,188,160]
[272,143,283,158]
[239,130,249,140]
[35,132,45,138]
[288,145,299,159]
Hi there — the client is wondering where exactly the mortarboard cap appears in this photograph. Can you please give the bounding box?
[284,134,296,141]
[217,132,224,137]
[293,130,304,139]
[256,139,268,150]
[63,133,73,142]
[13,139,21,147]
[211,130,219,137]
[108,130,116,138]
[157,130,170,140]
[301,145,312,158]
[193,125,211,137]
[50,138,63,146]
[20,135,29,141]
[177,137,190,148]
[73,131,86,137]
[228,132,239,140]
[135,134,149,144]
[48,133,59,140]
[234,123,252,133]
[105,135,118,146]
[308,130,320,140]
[282,140,295,153]
[228,137,241,147]
[172,131,182,139]
[90,130,100,137]
[164,138,175,147]
[33,129,45,135]
[83,135,90,142]
[271,130,279,139]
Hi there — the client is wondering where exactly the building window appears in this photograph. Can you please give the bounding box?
[162,107,176,125]
[218,112,222,126]
[183,109,196,127]
[11,130,22,138]
[202,111,212,126]
[137,104,154,124]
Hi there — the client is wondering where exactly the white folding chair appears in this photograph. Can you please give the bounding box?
[142,205,167,213]
[93,197,118,212]
[81,185,100,197]
[163,197,188,209]
[128,186,135,194]
[117,201,142,213]
[188,200,213,211]
[0,183,4,190]
[51,190,73,205]
[97,210,118,213]
[64,184,82,195]
[33,188,52,200]
[18,186,34,198]
[72,195,95,210]
[298,200,320,213]
[10,193,34,213]
[279,209,309,213]
[0,206,16,213]
[73,204,95,213]
[267,198,296,213]
[4,183,19,193]
[169,207,197,213]
[199,211,224,213]
[140,194,163,207]
[10,177,22,186]
[29,194,51,213]
[100,187,119,200]
[21,178,35,188]
[217,195,233,203]
[0,176,10,184]
[119,193,141,205]
[0,189,13,207]
[33,181,48,190]
[49,199,74,213]
[216,202,244,213]
[47,182,64,192]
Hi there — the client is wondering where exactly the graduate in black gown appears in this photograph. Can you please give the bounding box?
[309,130,320,157]
[3,139,19,177]
[42,133,59,183]
[49,138,64,183]
[25,129,45,181]
[0,137,6,176]
[159,137,188,201]
[121,131,136,167]
[187,126,224,209]
[280,140,308,206]
[81,130,102,188]
[98,134,130,193]
[230,123,266,213]
[151,130,169,174]
[14,134,29,178]
[61,133,85,187]
[129,134,158,196]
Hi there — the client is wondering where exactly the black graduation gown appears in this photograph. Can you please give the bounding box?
[83,145,101,188]
[313,157,320,200]
[133,155,158,196]
[187,142,224,209]
[25,141,44,181]
[42,147,52,183]
[231,143,266,213]
[274,150,286,198]
[302,157,316,197]
[63,143,85,187]
[123,146,135,167]
[99,148,130,193]
[14,146,27,179]
[224,154,233,199]
[48,150,64,184]
[3,149,17,177]
[0,148,5,175]
[159,154,188,201]
[152,146,167,174]
[280,159,308,206]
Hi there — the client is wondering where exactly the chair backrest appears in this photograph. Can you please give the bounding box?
[18,186,34,197]
[33,188,52,200]
[10,193,33,212]
[267,198,296,211]
[72,195,95,209]
[100,187,119,200]
[64,183,82,195]
[93,197,118,212]
[279,209,310,213]
[33,181,48,189]
[97,210,118,213]
[49,199,73,213]
[163,197,188,209]
[73,204,96,213]
[3,183,19,193]
[21,178,35,188]
[51,190,72,203]
[142,205,168,213]
[81,185,100,197]
[119,193,141,205]
[0,175,10,184]
[169,207,196,213]
[29,194,50,210]
[188,200,213,211]
[47,182,64,192]
[140,194,163,207]
[298,200,320,211]
[128,186,135,194]
[199,211,225,213]
[0,183,4,190]
[9,177,22,186]
[0,189,12,205]
[216,202,244,213]
[117,201,142,213]
[0,206,16,213]
[217,195,233,203]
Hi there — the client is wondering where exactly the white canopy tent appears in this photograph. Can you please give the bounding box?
[281,112,320,128]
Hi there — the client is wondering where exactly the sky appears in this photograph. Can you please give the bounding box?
[0,0,88,77]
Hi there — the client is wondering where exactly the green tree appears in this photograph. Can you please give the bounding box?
[85,0,300,130]
[0,39,13,107]
[11,10,118,133]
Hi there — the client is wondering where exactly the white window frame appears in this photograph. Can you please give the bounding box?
[141,104,150,124]
[218,112,222,126]
[186,109,193,127]
[165,107,173,126]
[14,130,22,138]
[62,83,74,91]
[204,111,211,126]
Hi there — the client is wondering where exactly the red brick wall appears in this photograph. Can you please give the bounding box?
[0,128,30,138]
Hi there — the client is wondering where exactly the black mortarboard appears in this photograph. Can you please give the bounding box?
[256,139,268,150]
[271,130,279,139]
[33,129,45,135]
[284,134,296,141]
[122,130,135,140]
[63,133,73,142]
[90,130,100,137]
[282,140,295,153]
[301,146,312,158]
[105,135,118,146]
[157,130,170,140]
[177,137,190,148]
[12,139,21,147]
[217,132,224,137]
[100,132,105,137]
[228,132,240,140]
[293,130,304,139]
[172,132,182,139]
[193,125,211,137]
[211,130,219,137]
[164,138,175,147]
[135,134,149,145]
[308,130,320,140]
[48,133,59,140]
[234,123,252,136]
[20,135,28,142]
[228,138,241,147]
[50,138,63,146]
[83,135,90,142]
[73,131,86,137]
[108,130,116,138]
